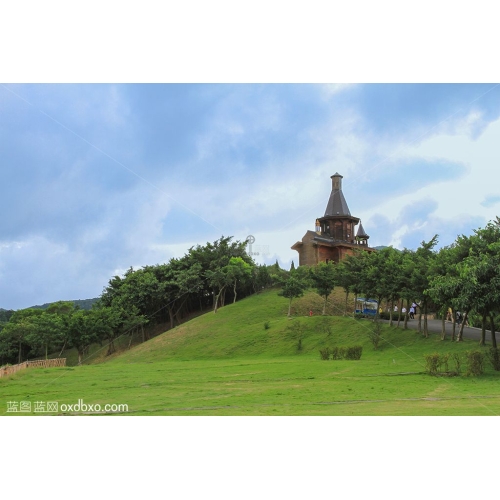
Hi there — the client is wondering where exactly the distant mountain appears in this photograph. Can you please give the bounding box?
[29,298,99,311]
[373,245,389,250]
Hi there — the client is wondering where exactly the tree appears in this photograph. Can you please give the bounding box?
[412,236,438,337]
[310,262,336,315]
[1,320,34,364]
[226,257,253,304]
[278,275,308,317]
[188,236,253,312]
[252,264,273,293]
[341,250,371,315]
[65,310,101,365]
[205,267,232,313]
[1,309,43,363]
[457,221,500,346]
[333,259,352,315]
[27,313,64,359]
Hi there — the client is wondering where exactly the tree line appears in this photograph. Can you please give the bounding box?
[3,218,499,366]
[280,218,500,347]
[0,236,276,366]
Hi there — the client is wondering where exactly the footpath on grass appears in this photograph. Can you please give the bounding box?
[385,318,489,343]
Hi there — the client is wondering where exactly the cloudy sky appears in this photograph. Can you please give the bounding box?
[1,83,499,309]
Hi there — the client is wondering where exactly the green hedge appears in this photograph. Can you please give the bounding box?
[319,345,363,361]
[378,312,407,321]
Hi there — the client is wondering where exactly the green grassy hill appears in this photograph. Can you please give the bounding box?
[118,289,358,362]
[2,288,500,416]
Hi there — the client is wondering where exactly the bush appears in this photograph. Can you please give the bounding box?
[452,353,462,374]
[425,353,442,375]
[379,312,406,321]
[264,321,270,330]
[465,350,484,376]
[345,345,363,360]
[441,353,450,372]
[425,352,463,376]
[487,347,500,371]
[327,345,362,360]
[369,320,383,350]
[319,347,330,360]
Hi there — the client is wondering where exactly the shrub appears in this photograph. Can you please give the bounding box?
[379,312,406,321]
[297,338,303,351]
[465,350,484,376]
[441,353,450,373]
[425,352,464,376]
[487,347,500,371]
[369,320,383,350]
[319,347,330,360]
[452,353,462,374]
[425,353,442,375]
[328,346,361,360]
[264,321,270,330]
[345,345,363,360]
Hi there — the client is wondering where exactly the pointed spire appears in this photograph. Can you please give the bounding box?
[356,220,369,239]
[324,173,351,216]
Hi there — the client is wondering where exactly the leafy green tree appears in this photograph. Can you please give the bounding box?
[457,221,500,346]
[252,264,273,293]
[205,266,232,313]
[188,236,253,312]
[359,248,398,319]
[0,309,45,363]
[27,313,64,359]
[278,275,309,317]
[226,257,253,304]
[333,259,352,315]
[411,236,438,337]
[65,310,101,365]
[342,250,371,314]
[310,262,336,315]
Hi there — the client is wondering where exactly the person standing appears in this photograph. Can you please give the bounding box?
[409,305,415,320]
[446,307,452,322]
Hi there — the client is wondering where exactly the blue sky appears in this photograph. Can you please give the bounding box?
[1,83,500,309]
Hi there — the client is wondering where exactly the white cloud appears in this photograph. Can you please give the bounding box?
[353,116,500,248]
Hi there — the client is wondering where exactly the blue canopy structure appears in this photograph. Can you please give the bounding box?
[355,298,378,315]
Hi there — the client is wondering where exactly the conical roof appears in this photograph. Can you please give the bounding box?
[356,221,369,239]
[324,173,351,216]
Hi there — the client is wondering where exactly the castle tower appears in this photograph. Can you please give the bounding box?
[291,173,375,266]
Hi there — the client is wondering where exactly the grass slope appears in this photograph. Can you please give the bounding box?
[1,288,500,416]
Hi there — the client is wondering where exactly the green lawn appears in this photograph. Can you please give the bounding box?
[1,289,499,416]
